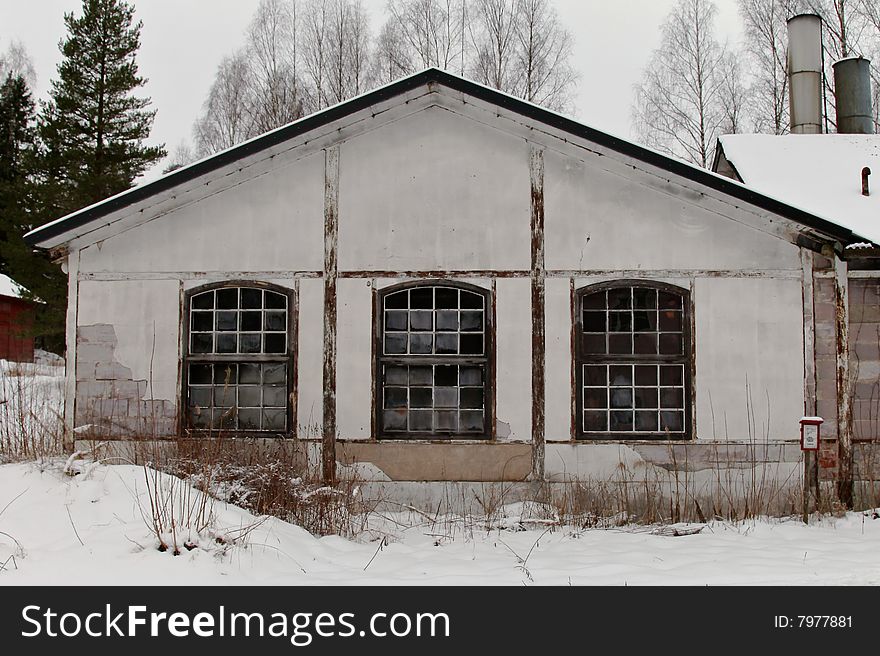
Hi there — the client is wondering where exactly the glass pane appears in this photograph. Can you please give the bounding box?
[633,334,658,354]
[263,363,286,384]
[213,408,234,429]
[216,311,237,331]
[240,333,261,353]
[436,310,458,331]
[385,387,408,408]
[409,311,433,331]
[658,291,682,310]
[609,365,632,386]
[238,386,262,407]
[264,333,286,354]
[660,388,684,409]
[190,408,210,429]
[608,334,632,354]
[459,367,482,386]
[188,387,212,408]
[582,291,605,310]
[460,311,483,331]
[238,363,260,384]
[409,366,432,385]
[217,288,238,309]
[265,291,286,309]
[383,409,407,431]
[214,364,236,384]
[634,388,658,408]
[410,334,433,354]
[263,408,286,431]
[263,386,287,407]
[610,411,634,431]
[459,410,483,432]
[385,333,407,354]
[659,311,682,331]
[213,386,235,406]
[264,311,286,331]
[460,387,483,409]
[435,288,458,309]
[635,365,657,386]
[191,333,213,354]
[434,387,458,408]
[659,366,683,386]
[241,288,263,309]
[635,411,658,431]
[632,311,656,332]
[583,365,606,386]
[660,411,684,432]
[240,311,261,331]
[384,290,408,309]
[610,388,633,409]
[192,311,213,331]
[582,334,606,355]
[410,387,432,408]
[192,291,214,309]
[409,410,432,431]
[583,387,607,409]
[410,288,433,309]
[583,410,607,431]
[189,363,212,385]
[608,312,631,332]
[216,334,237,353]
[659,334,683,355]
[460,334,483,355]
[583,311,606,332]
[435,411,457,431]
[384,310,407,331]
[435,365,457,386]
[460,290,483,309]
[384,366,408,385]
[608,288,631,310]
[435,333,458,354]
[633,288,657,309]
[238,408,261,430]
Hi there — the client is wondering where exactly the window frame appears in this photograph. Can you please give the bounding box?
[373,280,493,440]
[181,280,296,437]
[574,280,692,441]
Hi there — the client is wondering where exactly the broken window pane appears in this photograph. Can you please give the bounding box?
[189,364,212,385]
[434,366,457,386]
[460,334,483,355]
[583,311,606,332]
[240,311,261,331]
[264,333,286,354]
[460,388,484,410]
[410,387,432,408]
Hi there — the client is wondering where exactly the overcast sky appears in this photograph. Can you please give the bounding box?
[0,0,743,175]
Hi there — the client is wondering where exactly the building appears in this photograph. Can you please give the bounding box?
[24,67,878,506]
[0,273,35,363]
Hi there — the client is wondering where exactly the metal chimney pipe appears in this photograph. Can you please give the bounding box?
[788,14,824,134]
[833,57,875,134]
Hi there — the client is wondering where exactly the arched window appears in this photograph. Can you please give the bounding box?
[576,281,690,439]
[377,282,491,438]
[184,283,293,435]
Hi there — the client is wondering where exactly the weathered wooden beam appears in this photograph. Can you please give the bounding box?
[834,254,853,508]
[64,251,80,450]
[801,248,819,515]
[530,145,546,480]
[322,146,340,485]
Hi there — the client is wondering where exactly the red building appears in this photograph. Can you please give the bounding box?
[0,275,35,363]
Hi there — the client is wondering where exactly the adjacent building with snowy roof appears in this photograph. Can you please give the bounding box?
[0,273,35,363]
[22,62,879,507]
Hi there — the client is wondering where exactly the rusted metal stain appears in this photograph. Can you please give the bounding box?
[322,145,340,485]
[834,254,853,507]
[530,145,546,479]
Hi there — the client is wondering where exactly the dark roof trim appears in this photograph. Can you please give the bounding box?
[25,68,864,247]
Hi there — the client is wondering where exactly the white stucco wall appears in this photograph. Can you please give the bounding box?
[694,277,805,441]
[494,278,532,441]
[296,278,324,437]
[336,278,373,440]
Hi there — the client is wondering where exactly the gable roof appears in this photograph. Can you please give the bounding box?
[715,133,880,246]
[25,67,867,249]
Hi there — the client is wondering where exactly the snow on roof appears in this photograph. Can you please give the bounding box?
[0,273,25,299]
[718,133,880,245]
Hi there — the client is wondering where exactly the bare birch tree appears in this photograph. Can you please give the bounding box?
[469,0,518,92]
[372,18,415,85]
[194,52,254,156]
[632,0,732,168]
[385,0,469,72]
[0,41,36,88]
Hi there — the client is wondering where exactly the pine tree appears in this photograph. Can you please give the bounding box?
[0,74,67,351]
[40,0,166,215]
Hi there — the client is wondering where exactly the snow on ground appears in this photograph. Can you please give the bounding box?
[1,459,878,586]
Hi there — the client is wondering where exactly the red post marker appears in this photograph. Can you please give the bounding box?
[800,416,823,451]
